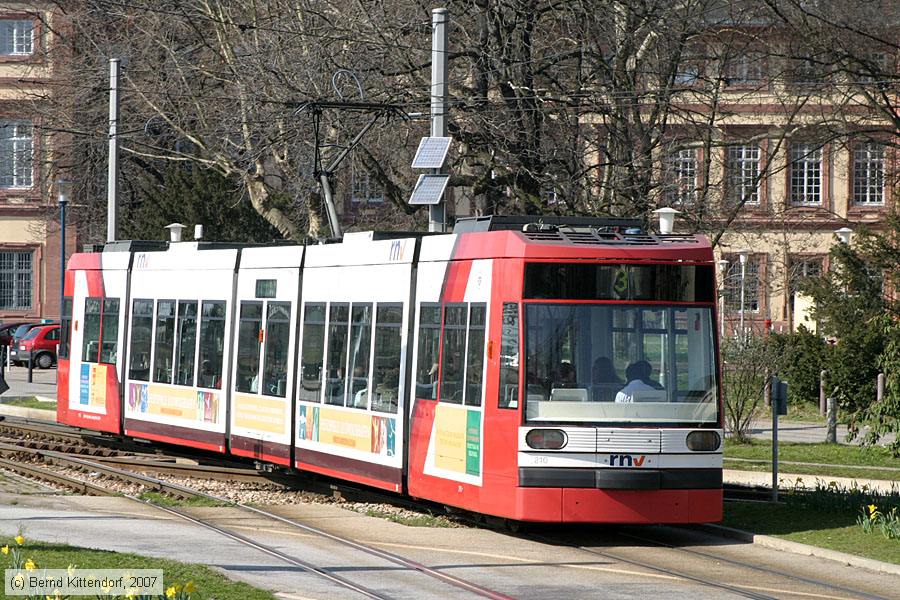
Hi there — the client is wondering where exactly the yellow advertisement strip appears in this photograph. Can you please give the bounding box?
[147,385,197,420]
[434,403,467,474]
[89,364,108,408]
[318,407,371,450]
[234,393,287,435]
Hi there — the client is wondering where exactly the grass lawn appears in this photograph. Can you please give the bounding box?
[757,400,826,423]
[0,396,56,410]
[2,536,275,600]
[725,439,900,482]
[722,500,900,565]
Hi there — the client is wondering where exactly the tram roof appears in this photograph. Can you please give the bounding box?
[72,216,712,269]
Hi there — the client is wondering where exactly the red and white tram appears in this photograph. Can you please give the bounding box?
[58,216,724,523]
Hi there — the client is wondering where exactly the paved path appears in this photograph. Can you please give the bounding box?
[749,419,897,446]
[1,493,897,599]
[0,362,57,400]
[725,469,899,492]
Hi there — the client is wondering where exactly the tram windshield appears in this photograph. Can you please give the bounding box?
[523,303,718,425]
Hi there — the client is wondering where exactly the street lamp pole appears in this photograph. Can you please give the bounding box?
[738,249,750,338]
[717,259,729,339]
[58,179,69,320]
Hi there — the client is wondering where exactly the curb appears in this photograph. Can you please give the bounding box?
[701,523,900,577]
[0,404,56,420]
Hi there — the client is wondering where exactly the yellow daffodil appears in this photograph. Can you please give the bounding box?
[166,585,177,599]
[125,589,135,600]
[24,558,37,571]
[868,504,878,514]
[184,581,196,594]
[14,535,24,546]
[1,545,8,555]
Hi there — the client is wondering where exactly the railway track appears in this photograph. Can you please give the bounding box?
[0,438,512,599]
[1,417,892,599]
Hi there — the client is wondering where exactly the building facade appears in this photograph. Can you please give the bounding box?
[0,3,73,323]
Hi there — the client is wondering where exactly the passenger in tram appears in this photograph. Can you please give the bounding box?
[615,361,661,403]
[591,356,622,401]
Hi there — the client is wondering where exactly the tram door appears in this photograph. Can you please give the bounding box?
[407,258,491,507]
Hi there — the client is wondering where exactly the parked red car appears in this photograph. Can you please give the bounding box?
[10,324,60,369]
[0,321,33,348]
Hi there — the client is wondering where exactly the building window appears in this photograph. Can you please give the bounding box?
[788,256,823,307]
[0,20,33,56]
[723,255,761,313]
[664,149,697,205]
[725,52,765,85]
[350,168,383,203]
[725,144,760,205]
[0,250,31,309]
[789,143,822,205]
[0,120,33,188]
[852,143,884,205]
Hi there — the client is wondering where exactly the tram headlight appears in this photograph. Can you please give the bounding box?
[525,429,567,450]
[686,430,721,451]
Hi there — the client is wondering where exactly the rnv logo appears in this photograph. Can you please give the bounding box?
[609,454,646,467]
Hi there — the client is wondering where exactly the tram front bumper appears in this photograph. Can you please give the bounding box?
[518,467,722,490]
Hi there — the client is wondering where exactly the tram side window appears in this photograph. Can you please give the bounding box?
[324,303,350,406]
[498,302,519,409]
[465,304,486,407]
[99,299,119,364]
[372,304,402,414]
[440,305,467,404]
[415,304,442,399]
[346,303,373,409]
[82,298,102,364]
[175,301,198,386]
[299,303,326,402]
[59,297,72,359]
[235,302,263,393]
[153,300,176,383]
[198,301,226,389]
[262,302,291,397]
[129,299,154,382]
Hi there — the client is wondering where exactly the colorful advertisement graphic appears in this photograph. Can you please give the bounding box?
[79,364,90,406]
[128,382,218,424]
[297,405,320,441]
[434,404,481,476]
[234,393,286,435]
[465,409,481,476]
[77,363,108,412]
[371,416,396,457]
[298,405,395,456]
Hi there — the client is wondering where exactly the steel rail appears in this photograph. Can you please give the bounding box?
[530,532,776,600]
[1,442,513,600]
[617,527,890,600]
[0,457,115,496]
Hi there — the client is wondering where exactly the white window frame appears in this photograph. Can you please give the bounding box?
[852,143,884,205]
[725,144,760,205]
[664,148,697,206]
[789,143,822,205]
[0,19,33,56]
[350,167,383,204]
[0,120,34,189]
[726,52,764,85]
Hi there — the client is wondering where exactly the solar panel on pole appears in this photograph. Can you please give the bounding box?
[411,137,452,169]
[408,174,450,205]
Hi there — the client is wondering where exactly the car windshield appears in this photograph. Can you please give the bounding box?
[524,303,718,425]
[13,325,33,339]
